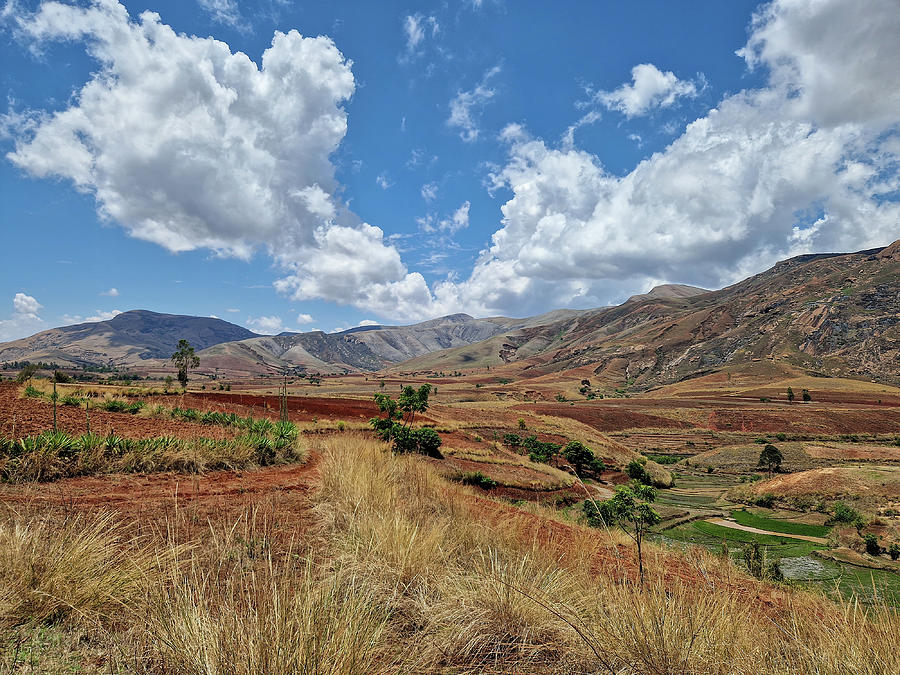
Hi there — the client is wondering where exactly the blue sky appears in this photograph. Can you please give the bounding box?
[1,0,898,340]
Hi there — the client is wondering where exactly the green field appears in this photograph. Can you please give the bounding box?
[662,520,824,558]
[730,508,831,538]
[657,520,900,605]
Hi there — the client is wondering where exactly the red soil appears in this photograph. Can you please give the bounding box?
[0,383,236,440]
[183,391,380,421]
[517,402,692,431]
[0,453,320,540]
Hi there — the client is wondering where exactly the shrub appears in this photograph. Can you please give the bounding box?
[863,533,882,556]
[562,440,604,475]
[523,436,561,464]
[503,433,522,448]
[889,542,900,561]
[413,428,443,458]
[102,399,129,412]
[517,418,526,430]
[754,494,776,509]
[829,501,863,527]
[453,471,497,489]
[23,384,43,398]
[626,459,651,485]
[15,363,39,383]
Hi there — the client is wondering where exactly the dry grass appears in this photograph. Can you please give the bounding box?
[0,510,161,630]
[1,433,899,673]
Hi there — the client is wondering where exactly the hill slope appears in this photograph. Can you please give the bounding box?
[197,311,589,375]
[0,310,258,368]
[396,241,900,387]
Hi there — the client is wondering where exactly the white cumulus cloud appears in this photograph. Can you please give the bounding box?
[296,312,314,324]
[12,292,42,316]
[100,287,119,297]
[1,292,45,341]
[427,0,900,316]
[246,315,283,334]
[596,63,700,118]
[6,1,434,322]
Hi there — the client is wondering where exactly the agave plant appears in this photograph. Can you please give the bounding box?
[273,421,298,449]
[250,418,275,435]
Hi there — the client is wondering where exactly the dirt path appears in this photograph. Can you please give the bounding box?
[705,518,829,544]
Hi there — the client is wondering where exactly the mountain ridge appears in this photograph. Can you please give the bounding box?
[2,241,897,383]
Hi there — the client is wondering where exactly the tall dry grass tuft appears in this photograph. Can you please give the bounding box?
[0,511,160,629]
[144,557,390,675]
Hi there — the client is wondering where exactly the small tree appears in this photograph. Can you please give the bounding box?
[626,459,652,485]
[584,482,661,585]
[863,533,882,556]
[757,444,783,474]
[562,440,604,475]
[889,542,900,561]
[15,363,39,383]
[802,389,811,402]
[370,384,441,457]
[171,339,200,389]
[786,387,795,403]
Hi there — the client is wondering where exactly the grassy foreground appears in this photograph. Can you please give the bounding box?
[2,433,899,673]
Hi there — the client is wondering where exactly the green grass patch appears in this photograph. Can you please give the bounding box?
[645,453,683,465]
[730,509,831,538]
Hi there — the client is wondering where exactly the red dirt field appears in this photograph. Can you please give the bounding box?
[181,391,381,421]
[0,454,321,544]
[516,402,692,431]
[701,407,900,434]
[512,397,900,435]
[805,444,900,461]
[0,382,237,440]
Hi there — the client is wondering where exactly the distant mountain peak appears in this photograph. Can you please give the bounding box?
[627,284,709,303]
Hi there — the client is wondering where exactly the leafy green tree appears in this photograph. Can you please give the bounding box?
[802,389,811,402]
[787,387,795,403]
[757,444,783,474]
[562,440,604,475]
[583,482,661,585]
[626,459,652,485]
[863,533,882,556]
[171,339,200,388]
[370,385,441,457]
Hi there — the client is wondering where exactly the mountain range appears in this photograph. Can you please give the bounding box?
[1,240,897,386]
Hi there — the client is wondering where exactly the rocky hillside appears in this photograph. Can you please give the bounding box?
[0,310,258,368]
[196,311,588,375]
[400,241,900,387]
